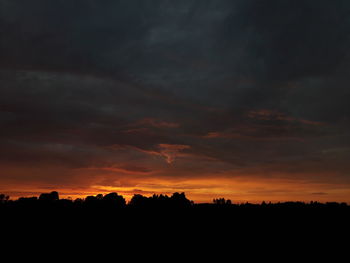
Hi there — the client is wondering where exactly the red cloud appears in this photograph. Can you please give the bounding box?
[158,144,191,164]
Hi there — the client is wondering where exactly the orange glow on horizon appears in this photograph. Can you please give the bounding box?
[2,174,350,204]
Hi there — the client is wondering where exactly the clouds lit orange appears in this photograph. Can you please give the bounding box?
[1,1,350,204]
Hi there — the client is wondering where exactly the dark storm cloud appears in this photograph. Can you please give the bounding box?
[0,0,350,192]
[213,0,350,120]
[0,0,161,73]
[222,0,350,80]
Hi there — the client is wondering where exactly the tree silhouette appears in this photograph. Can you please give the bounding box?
[39,191,59,202]
[170,192,193,207]
[129,194,149,207]
[102,192,126,207]
[213,198,232,205]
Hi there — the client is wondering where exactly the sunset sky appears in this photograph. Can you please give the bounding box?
[1,0,350,203]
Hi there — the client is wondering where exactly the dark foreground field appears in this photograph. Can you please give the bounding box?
[1,191,349,254]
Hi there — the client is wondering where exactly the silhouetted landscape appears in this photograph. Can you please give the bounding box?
[2,190,350,245]
[2,1,350,248]
[2,191,349,216]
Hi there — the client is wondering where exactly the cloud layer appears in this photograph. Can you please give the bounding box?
[1,0,350,202]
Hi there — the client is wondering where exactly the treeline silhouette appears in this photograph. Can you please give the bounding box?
[1,191,349,212]
[2,191,350,237]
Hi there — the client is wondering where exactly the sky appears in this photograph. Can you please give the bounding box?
[1,0,350,203]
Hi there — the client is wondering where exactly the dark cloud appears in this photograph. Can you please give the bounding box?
[224,0,350,79]
[1,0,350,201]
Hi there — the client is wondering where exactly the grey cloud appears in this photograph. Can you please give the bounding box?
[1,0,350,188]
